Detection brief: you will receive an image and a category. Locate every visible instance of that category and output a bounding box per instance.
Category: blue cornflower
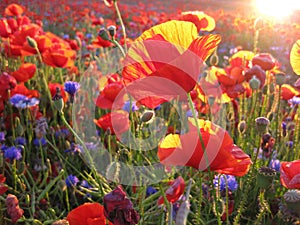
[122,101,139,113]
[65,175,79,187]
[80,180,92,189]
[64,143,82,154]
[213,174,238,192]
[64,81,80,95]
[288,96,300,105]
[286,141,293,148]
[269,159,281,172]
[186,109,198,118]
[15,137,27,146]
[3,146,22,160]
[146,186,158,197]
[0,132,5,142]
[85,33,93,39]
[55,128,70,138]
[63,34,70,39]
[33,137,47,146]
[10,94,39,109]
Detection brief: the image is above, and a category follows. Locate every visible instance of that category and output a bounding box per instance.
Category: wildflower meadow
[0,0,300,224]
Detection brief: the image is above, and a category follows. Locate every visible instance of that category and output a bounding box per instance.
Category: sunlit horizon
[255,0,300,19]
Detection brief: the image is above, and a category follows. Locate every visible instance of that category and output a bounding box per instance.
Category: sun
[255,0,300,19]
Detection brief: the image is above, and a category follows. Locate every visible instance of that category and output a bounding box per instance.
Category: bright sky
[255,0,300,19]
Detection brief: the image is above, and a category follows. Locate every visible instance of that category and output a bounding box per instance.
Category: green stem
[114,0,128,53]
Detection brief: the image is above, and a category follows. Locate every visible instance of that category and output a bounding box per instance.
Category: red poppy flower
[122,20,221,108]
[94,110,130,135]
[42,44,76,68]
[252,53,276,71]
[0,174,8,195]
[4,23,42,57]
[290,39,300,75]
[48,83,68,102]
[0,18,12,38]
[96,82,124,109]
[4,4,24,17]
[178,11,216,32]
[11,63,36,82]
[103,185,139,225]
[158,119,252,176]
[67,202,113,225]
[281,84,300,100]
[280,159,300,189]
[244,65,266,88]
[0,72,17,101]
[157,176,185,205]
[11,83,39,98]
[92,36,114,48]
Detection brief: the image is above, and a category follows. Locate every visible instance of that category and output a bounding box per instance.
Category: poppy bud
[26,36,37,49]
[107,25,117,39]
[256,166,276,189]
[284,189,300,216]
[140,110,155,123]
[255,117,270,134]
[249,75,261,90]
[52,87,64,113]
[98,28,110,41]
[14,117,24,136]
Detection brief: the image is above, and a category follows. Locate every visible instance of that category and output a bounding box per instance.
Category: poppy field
[1,0,300,224]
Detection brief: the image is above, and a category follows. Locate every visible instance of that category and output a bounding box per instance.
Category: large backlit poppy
[66,202,113,225]
[280,159,300,189]
[290,39,300,75]
[122,20,221,108]
[11,63,36,82]
[178,11,216,32]
[158,119,252,176]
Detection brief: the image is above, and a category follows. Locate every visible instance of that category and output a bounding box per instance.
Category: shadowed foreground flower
[280,159,300,189]
[158,119,252,176]
[6,194,24,223]
[0,174,8,195]
[157,176,185,205]
[66,202,113,225]
[103,185,140,225]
